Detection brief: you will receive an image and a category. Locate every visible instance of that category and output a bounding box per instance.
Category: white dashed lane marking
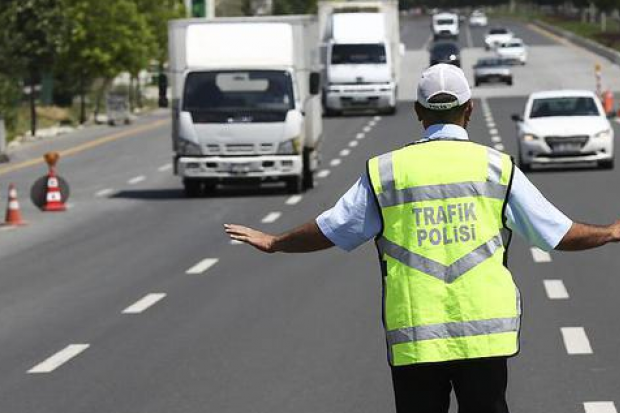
[261,212,282,223]
[491,136,502,143]
[95,188,115,198]
[561,327,593,355]
[158,163,173,172]
[230,239,243,245]
[128,175,146,185]
[186,258,219,275]
[494,143,505,151]
[543,280,570,300]
[340,149,351,157]
[317,169,331,179]
[584,402,618,413]
[349,141,359,148]
[122,293,166,314]
[374,115,382,121]
[285,195,303,205]
[363,125,372,133]
[531,247,552,262]
[330,158,342,167]
[356,132,365,140]
[489,128,499,135]
[28,344,90,373]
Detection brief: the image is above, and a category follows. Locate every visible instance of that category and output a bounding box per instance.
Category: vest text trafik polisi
[412,202,477,246]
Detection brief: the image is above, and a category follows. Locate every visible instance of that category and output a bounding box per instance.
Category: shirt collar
[420,124,469,142]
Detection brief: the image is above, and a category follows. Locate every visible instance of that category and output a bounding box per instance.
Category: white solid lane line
[330,158,342,167]
[584,402,618,413]
[543,280,570,300]
[261,212,282,223]
[349,140,359,147]
[158,163,173,172]
[28,344,90,373]
[95,188,115,198]
[356,132,365,140]
[340,149,351,157]
[186,258,219,275]
[561,327,593,354]
[285,195,303,205]
[531,247,552,262]
[122,293,166,314]
[317,169,331,179]
[128,175,146,185]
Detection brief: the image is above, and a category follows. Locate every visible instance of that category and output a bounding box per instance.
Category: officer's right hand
[224,224,276,253]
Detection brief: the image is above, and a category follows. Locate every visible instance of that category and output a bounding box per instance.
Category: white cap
[417,64,471,110]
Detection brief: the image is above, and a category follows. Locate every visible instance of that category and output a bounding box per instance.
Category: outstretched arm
[224,221,334,253]
[556,221,620,251]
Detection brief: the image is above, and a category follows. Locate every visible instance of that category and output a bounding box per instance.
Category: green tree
[0,0,66,137]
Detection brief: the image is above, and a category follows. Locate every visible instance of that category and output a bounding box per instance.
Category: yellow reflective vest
[367,139,521,366]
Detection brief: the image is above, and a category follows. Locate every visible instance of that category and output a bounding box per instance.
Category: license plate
[229,163,251,174]
[552,143,581,153]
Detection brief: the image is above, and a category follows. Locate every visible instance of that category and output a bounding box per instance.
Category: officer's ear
[463,100,474,127]
[414,101,424,121]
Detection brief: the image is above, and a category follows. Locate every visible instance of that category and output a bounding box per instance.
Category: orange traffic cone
[43,168,66,212]
[2,184,27,226]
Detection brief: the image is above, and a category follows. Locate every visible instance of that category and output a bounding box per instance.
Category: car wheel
[600,159,614,169]
[518,158,531,172]
[302,150,314,190]
[507,78,513,86]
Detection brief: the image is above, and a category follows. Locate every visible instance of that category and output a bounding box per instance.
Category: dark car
[429,41,461,67]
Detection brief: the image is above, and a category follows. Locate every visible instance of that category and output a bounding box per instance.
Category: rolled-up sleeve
[505,168,573,251]
[316,174,381,251]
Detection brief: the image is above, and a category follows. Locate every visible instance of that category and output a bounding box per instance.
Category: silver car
[473,58,513,86]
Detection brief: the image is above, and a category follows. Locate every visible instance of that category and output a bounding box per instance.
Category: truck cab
[432,12,459,40]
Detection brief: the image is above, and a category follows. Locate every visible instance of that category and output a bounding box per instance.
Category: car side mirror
[309,72,321,96]
[511,114,523,122]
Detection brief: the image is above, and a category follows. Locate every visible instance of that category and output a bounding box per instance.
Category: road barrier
[533,20,620,65]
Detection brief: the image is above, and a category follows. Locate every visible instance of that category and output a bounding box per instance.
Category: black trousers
[390,357,510,413]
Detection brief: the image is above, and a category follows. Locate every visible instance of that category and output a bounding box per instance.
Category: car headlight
[177,138,202,155]
[594,129,612,139]
[277,137,302,155]
[522,133,538,142]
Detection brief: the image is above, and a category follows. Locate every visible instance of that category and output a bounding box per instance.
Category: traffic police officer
[225,64,620,413]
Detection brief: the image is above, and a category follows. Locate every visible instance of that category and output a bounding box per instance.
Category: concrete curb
[533,19,620,65]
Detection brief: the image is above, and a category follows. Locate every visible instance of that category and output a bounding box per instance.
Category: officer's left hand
[224,224,276,253]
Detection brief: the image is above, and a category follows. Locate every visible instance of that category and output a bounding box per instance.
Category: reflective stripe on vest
[386,316,520,346]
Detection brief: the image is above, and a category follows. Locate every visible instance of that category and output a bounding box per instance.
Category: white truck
[318,0,402,115]
[432,12,459,40]
[168,16,323,196]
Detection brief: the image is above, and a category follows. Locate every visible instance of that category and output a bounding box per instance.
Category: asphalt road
[0,16,618,413]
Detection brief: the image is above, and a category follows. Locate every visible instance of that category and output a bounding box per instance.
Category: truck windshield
[183,70,294,113]
[331,44,386,64]
[436,19,455,25]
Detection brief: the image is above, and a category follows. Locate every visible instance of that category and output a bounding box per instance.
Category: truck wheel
[183,179,203,198]
[302,153,314,190]
[324,108,340,117]
[285,176,303,194]
[384,106,397,116]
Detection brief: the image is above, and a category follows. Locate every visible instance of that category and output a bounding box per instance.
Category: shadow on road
[112,184,292,201]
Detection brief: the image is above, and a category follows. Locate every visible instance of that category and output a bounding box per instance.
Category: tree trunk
[136,74,142,109]
[29,71,37,137]
[79,74,86,124]
[129,75,134,113]
[93,78,111,121]
[601,11,607,32]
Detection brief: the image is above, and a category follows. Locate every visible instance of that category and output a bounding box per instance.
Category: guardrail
[533,19,620,65]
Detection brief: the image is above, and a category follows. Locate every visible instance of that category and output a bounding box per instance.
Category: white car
[432,12,459,40]
[469,11,488,27]
[496,38,527,65]
[484,27,513,50]
[513,90,614,170]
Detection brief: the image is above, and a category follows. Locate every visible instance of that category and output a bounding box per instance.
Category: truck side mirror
[309,72,321,96]
[511,114,523,122]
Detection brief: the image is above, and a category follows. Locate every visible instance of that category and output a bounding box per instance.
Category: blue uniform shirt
[316,124,573,252]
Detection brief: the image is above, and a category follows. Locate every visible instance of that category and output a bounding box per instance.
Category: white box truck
[318,0,402,115]
[432,12,459,40]
[168,16,323,196]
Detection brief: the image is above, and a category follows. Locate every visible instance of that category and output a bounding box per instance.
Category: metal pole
[0,114,8,163]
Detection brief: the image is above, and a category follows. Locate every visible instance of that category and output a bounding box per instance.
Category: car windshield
[476,58,506,67]
[331,44,386,64]
[530,97,600,118]
[183,70,294,112]
[436,18,455,25]
[489,28,508,35]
